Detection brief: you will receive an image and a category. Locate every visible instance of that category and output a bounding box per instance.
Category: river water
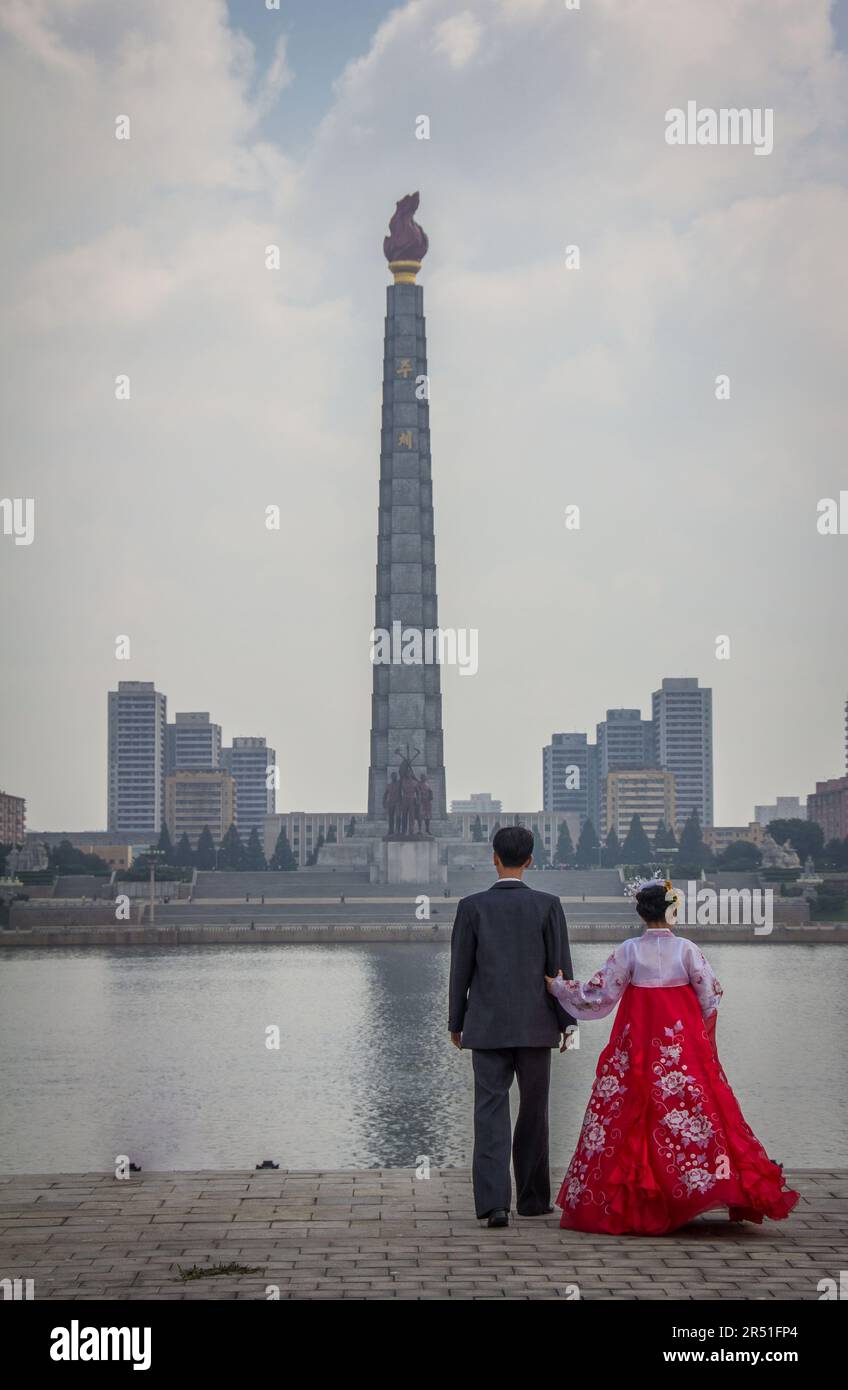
[0,942,844,1172]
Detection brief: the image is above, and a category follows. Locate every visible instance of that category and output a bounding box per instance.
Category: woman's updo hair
[635,882,670,925]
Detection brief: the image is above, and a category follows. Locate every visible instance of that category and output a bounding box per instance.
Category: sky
[1,0,846,830]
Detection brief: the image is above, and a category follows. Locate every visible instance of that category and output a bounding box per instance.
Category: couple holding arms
[449,826,798,1235]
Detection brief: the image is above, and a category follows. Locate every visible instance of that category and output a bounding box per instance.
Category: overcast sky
[1,0,846,830]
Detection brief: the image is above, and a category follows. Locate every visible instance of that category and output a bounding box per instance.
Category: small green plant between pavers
[177,1261,263,1283]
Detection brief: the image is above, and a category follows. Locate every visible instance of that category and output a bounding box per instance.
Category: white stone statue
[760,833,801,870]
[5,842,49,875]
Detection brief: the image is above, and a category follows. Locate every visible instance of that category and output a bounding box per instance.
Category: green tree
[767,818,825,864]
[306,832,325,867]
[49,838,110,875]
[677,810,712,872]
[270,827,297,871]
[602,829,622,868]
[217,823,247,871]
[653,819,678,852]
[717,840,762,870]
[575,818,600,868]
[156,824,174,862]
[174,832,194,868]
[471,815,485,843]
[244,827,267,871]
[622,814,653,866]
[326,825,337,844]
[195,826,216,871]
[345,817,356,838]
[822,837,848,870]
[554,821,575,866]
[531,825,549,868]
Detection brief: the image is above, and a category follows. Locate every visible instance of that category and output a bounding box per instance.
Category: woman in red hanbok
[546,880,799,1236]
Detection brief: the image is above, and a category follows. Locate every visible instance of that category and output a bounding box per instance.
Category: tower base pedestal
[374,836,446,886]
[316,828,492,883]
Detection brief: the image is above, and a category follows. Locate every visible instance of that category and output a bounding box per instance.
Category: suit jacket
[448,880,576,1049]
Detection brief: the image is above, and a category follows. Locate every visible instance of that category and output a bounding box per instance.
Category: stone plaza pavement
[1,1169,845,1301]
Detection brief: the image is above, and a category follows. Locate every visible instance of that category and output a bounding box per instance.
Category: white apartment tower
[107,681,167,837]
[166,712,222,774]
[652,677,713,830]
[222,736,276,840]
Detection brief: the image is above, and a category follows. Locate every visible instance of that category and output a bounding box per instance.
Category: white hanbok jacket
[548,928,723,1022]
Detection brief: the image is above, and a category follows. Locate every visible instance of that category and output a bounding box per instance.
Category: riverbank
[0,922,844,946]
[0,1168,842,1300]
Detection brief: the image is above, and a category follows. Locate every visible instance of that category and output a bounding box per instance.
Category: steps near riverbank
[1,922,844,946]
[0,1168,843,1301]
[191,869,625,900]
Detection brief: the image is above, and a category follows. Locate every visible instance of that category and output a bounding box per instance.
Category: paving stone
[0,1168,842,1302]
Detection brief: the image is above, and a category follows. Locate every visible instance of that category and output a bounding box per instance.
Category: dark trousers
[471,1047,551,1218]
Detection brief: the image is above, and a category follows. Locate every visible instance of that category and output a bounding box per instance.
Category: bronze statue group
[383,754,434,836]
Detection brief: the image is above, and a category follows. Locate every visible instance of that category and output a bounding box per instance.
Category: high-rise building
[807,777,848,842]
[595,709,656,831]
[542,732,592,823]
[605,768,676,843]
[652,678,713,829]
[754,796,806,827]
[107,681,167,838]
[166,712,221,774]
[0,790,26,846]
[165,770,236,848]
[222,737,276,840]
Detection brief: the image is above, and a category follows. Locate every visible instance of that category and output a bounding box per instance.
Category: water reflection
[0,943,844,1171]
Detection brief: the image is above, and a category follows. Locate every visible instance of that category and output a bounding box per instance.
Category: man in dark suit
[448,825,576,1227]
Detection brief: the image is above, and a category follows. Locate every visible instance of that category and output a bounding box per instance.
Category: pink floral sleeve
[683,940,723,1019]
[548,945,633,1021]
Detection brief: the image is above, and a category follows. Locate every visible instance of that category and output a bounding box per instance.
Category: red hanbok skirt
[555,983,799,1236]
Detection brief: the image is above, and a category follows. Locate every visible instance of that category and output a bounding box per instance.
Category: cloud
[0,0,91,75]
[1,0,846,828]
[258,34,294,115]
[433,11,482,69]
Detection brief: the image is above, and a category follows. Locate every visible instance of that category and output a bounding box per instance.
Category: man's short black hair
[493,825,534,868]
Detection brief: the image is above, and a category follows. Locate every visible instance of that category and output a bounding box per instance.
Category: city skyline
[2,0,847,829]
[9,667,834,838]
[543,679,715,835]
[106,679,276,843]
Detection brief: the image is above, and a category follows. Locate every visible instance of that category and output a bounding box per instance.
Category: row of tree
[513,812,846,874]
[1,823,343,878]
[19,826,302,877]
[7,812,845,881]
[149,823,309,872]
[0,839,115,877]
[472,810,714,871]
[549,814,696,870]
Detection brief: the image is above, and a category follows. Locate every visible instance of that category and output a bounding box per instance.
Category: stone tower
[367,193,447,825]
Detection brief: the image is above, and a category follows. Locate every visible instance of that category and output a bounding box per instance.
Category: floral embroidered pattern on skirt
[556,983,799,1236]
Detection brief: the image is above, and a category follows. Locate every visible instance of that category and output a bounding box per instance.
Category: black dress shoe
[486,1209,509,1228]
[518,1205,555,1216]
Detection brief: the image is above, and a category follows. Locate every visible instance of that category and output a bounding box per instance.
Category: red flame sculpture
[383,192,429,274]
